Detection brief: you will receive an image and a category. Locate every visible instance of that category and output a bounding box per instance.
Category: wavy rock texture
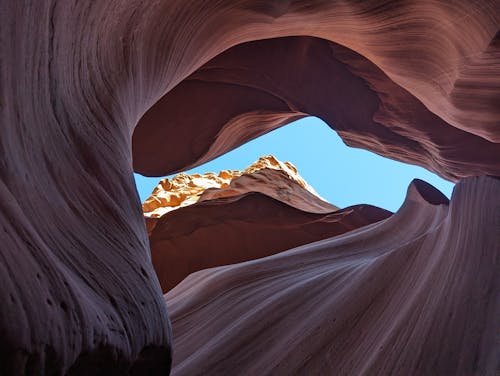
[167,176,500,376]
[133,3,500,180]
[147,157,389,291]
[2,0,499,374]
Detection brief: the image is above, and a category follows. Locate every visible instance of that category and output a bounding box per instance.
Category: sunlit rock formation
[2,0,499,373]
[167,176,499,376]
[145,156,390,291]
[143,155,327,219]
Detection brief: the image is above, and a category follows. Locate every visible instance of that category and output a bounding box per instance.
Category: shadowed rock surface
[145,157,390,292]
[1,0,499,373]
[167,177,499,376]
[133,9,500,180]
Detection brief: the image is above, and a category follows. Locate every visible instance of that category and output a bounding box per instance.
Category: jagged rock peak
[142,155,324,217]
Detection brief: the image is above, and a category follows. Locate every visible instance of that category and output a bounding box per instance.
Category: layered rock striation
[167,176,499,376]
[1,0,499,373]
[132,4,500,181]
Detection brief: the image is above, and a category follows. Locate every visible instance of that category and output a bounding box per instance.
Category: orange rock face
[2,0,499,374]
[146,157,389,292]
[143,155,329,219]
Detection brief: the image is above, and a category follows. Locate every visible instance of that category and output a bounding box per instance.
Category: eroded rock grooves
[1,0,499,374]
[167,177,499,376]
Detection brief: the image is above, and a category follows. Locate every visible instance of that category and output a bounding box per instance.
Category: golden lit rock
[142,155,327,218]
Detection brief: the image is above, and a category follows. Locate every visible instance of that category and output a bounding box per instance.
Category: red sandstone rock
[133,4,500,180]
[167,177,499,375]
[1,0,499,373]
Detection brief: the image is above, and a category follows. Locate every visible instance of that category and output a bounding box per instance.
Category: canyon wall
[167,177,499,376]
[1,0,499,374]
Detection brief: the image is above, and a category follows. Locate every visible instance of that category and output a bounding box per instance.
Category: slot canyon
[1,1,499,375]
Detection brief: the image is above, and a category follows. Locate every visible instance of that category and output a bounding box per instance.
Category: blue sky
[134,117,454,212]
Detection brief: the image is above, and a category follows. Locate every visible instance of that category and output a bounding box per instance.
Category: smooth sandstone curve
[133,2,500,178]
[2,0,500,373]
[167,177,499,376]
[133,36,500,180]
